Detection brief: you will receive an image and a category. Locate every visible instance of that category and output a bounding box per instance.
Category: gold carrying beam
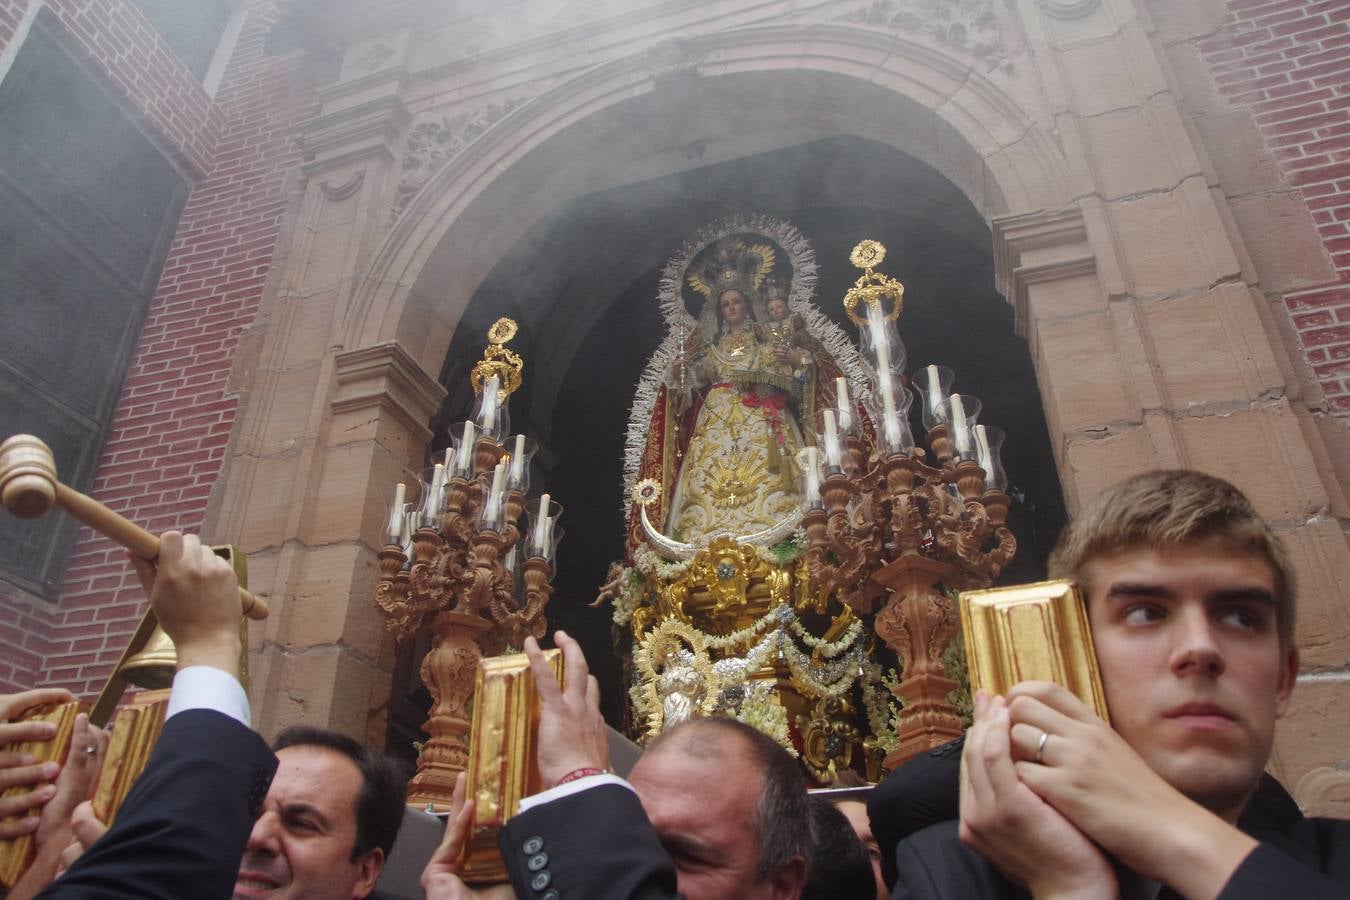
[0,434,268,621]
[958,580,1110,723]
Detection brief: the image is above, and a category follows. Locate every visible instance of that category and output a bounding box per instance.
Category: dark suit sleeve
[890,821,1026,900]
[38,708,276,900]
[1217,819,1350,899]
[499,783,679,900]
[869,737,962,886]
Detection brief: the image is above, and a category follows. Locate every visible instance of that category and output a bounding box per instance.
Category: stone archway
[213,3,1350,811]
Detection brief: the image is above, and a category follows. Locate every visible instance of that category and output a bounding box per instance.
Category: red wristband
[556,767,606,785]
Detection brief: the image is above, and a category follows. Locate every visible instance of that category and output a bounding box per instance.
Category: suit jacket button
[527,852,549,872]
[522,836,544,855]
[541,892,559,900]
[530,871,552,891]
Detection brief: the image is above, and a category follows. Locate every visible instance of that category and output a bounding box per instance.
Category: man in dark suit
[419,631,811,900]
[231,726,407,900]
[22,531,278,899]
[888,470,1350,898]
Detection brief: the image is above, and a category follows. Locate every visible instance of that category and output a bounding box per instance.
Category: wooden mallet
[0,434,268,620]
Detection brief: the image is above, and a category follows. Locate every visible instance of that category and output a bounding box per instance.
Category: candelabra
[802,241,1016,767]
[374,318,563,809]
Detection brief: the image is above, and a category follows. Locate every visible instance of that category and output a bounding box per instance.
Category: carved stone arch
[341,22,1076,375]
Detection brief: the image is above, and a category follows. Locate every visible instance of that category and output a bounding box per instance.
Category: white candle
[443,446,454,470]
[975,424,992,471]
[867,301,892,371]
[533,492,551,551]
[541,515,556,556]
[926,365,942,419]
[424,463,445,520]
[951,396,971,453]
[510,434,525,485]
[834,377,851,432]
[484,461,506,525]
[456,421,476,473]
[804,446,821,505]
[823,409,841,469]
[387,482,406,543]
[481,374,499,432]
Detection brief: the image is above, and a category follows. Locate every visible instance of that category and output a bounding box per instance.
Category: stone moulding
[1037,0,1101,21]
[391,97,530,221]
[835,0,1011,71]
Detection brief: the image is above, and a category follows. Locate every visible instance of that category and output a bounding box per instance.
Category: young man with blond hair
[891,469,1349,898]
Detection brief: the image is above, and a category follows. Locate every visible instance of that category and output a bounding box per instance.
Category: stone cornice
[992,206,1096,336]
[333,342,446,442]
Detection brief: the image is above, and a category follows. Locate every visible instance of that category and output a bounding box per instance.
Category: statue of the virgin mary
[623,216,868,557]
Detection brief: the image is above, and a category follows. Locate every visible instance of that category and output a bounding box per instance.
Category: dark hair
[802,796,877,900]
[272,726,408,861]
[651,717,810,879]
[1047,469,1296,647]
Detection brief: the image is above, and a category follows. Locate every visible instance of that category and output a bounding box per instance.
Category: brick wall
[1200,0,1350,410]
[0,2,314,696]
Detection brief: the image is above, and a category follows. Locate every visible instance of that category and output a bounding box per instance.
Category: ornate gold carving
[959,580,1109,722]
[797,696,861,782]
[843,239,904,326]
[470,317,524,400]
[689,538,766,617]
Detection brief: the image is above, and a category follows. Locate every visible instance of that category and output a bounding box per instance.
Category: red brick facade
[1201,0,1350,410]
[0,1,314,694]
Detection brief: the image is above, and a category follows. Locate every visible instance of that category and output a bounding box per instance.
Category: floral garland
[608,566,645,626]
[633,543,692,581]
[787,616,863,659]
[860,659,901,753]
[732,681,796,755]
[703,604,793,652]
[781,640,864,698]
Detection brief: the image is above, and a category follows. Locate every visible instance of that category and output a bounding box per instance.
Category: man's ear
[768,855,807,900]
[352,847,385,899]
[1274,645,1299,718]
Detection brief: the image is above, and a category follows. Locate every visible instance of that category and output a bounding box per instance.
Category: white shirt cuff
[165,666,250,727]
[517,773,634,813]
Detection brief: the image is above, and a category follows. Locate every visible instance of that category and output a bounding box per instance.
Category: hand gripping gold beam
[0,434,269,621]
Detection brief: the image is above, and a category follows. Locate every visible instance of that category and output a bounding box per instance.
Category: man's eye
[1219,607,1265,631]
[1122,605,1165,625]
[286,818,319,833]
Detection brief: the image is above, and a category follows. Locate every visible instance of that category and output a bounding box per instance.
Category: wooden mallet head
[0,434,58,520]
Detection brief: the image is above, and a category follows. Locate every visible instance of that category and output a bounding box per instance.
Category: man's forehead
[271,745,362,809]
[1080,544,1276,596]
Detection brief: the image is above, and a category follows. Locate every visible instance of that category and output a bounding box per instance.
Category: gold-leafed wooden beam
[958,580,1110,723]
[460,649,563,885]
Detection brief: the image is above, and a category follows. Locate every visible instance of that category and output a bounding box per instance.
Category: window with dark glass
[0,13,190,597]
[129,0,234,81]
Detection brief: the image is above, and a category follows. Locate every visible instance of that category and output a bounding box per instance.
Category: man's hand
[420,772,517,899]
[6,714,109,900]
[129,531,241,676]
[1007,681,1257,897]
[421,772,478,900]
[959,692,1116,900]
[0,687,75,839]
[526,631,609,788]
